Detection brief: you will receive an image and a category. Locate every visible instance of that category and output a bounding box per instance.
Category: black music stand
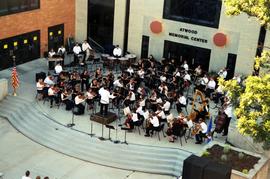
[121,127,130,145]
[89,114,95,137]
[106,124,115,141]
[98,116,106,141]
[67,107,75,127]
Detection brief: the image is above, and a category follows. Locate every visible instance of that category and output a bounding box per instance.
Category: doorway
[88,0,115,48]
[163,40,211,72]
[0,30,40,70]
[226,53,237,79]
[48,24,64,52]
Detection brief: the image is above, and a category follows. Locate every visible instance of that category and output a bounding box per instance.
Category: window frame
[163,0,222,28]
[0,0,40,17]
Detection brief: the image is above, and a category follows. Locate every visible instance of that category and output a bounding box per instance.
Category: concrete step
[0,96,192,177]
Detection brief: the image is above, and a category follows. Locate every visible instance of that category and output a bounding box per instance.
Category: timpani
[107,56,117,70]
[48,57,63,70]
[125,54,137,64]
[118,57,129,70]
[101,54,110,67]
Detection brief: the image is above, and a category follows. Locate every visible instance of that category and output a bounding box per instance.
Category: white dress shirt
[44,76,55,86]
[22,176,31,179]
[136,106,144,116]
[127,67,134,75]
[201,77,209,85]
[162,101,171,111]
[183,63,189,71]
[54,65,63,74]
[207,80,216,89]
[137,70,145,79]
[150,116,159,127]
[178,96,187,105]
[58,47,66,54]
[82,42,92,51]
[48,88,55,96]
[132,113,139,122]
[99,88,115,104]
[113,47,122,57]
[75,96,85,105]
[113,79,123,88]
[184,74,191,81]
[36,82,44,91]
[48,51,55,58]
[73,45,82,55]
[224,105,233,118]
[200,122,208,133]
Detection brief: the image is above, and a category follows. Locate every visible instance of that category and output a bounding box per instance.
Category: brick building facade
[0,0,75,69]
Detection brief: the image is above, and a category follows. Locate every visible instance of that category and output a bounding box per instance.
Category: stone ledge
[0,79,8,101]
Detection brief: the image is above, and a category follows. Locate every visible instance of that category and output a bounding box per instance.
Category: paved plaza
[0,58,227,179]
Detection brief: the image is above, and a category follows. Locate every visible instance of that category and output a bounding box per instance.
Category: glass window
[0,1,8,15]
[0,0,39,16]
[163,0,222,28]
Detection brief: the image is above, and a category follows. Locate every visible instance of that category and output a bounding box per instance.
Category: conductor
[113,45,122,58]
[98,86,116,116]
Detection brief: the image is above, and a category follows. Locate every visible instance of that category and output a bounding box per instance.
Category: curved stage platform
[0,95,192,177]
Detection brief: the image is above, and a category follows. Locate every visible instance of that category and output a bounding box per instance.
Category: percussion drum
[107,56,117,70]
[101,54,110,67]
[125,54,137,64]
[119,57,129,70]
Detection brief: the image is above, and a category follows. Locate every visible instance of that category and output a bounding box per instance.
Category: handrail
[88,37,105,53]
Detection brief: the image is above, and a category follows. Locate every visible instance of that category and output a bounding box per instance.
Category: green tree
[219,52,270,149]
[224,0,270,28]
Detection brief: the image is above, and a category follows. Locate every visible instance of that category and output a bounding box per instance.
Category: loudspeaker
[203,162,231,179]
[36,72,46,82]
[182,155,210,179]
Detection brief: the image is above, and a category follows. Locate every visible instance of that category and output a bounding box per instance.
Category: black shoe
[195,141,202,144]
[144,134,150,137]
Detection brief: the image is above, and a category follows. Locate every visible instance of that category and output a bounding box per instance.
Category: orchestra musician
[85,88,97,109]
[124,112,139,129]
[166,112,187,142]
[144,113,160,137]
[176,92,187,113]
[48,48,56,58]
[74,92,86,115]
[61,89,73,111]
[80,70,90,92]
[82,40,92,62]
[36,79,45,100]
[73,43,82,65]
[48,85,60,108]
[194,118,208,144]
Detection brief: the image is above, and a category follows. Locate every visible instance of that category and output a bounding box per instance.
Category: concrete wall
[75,0,88,43]
[111,0,261,75]
[0,79,8,101]
[0,0,75,55]
[113,0,127,49]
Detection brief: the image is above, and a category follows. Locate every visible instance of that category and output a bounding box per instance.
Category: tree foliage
[219,51,270,149]
[224,0,270,28]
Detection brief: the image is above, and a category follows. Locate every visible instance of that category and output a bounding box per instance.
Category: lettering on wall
[169,27,208,43]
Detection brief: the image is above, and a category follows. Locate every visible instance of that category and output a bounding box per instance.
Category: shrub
[242,169,249,174]
[221,154,228,161]
[238,152,245,159]
[223,145,231,154]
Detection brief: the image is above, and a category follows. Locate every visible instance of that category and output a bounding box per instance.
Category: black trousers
[195,131,207,143]
[100,103,109,115]
[223,117,231,135]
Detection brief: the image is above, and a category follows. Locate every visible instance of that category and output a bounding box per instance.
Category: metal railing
[88,37,105,54]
